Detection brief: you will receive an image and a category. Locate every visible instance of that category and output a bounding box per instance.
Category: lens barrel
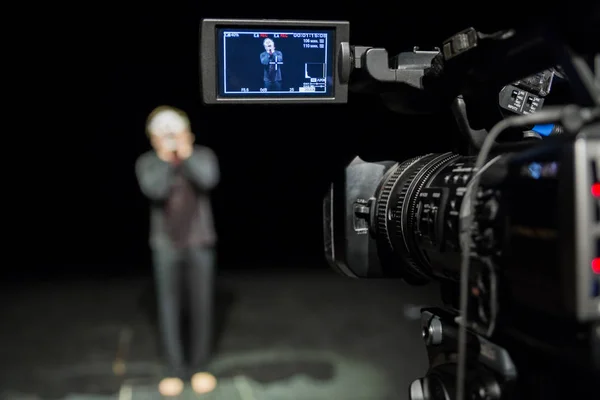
[375,153,476,282]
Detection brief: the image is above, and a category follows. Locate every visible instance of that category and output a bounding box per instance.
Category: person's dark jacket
[136,145,219,248]
[260,50,283,82]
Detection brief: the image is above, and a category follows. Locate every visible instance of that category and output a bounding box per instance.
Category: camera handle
[338,24,599,116]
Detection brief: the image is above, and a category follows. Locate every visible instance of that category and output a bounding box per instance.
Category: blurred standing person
[135,106,219,396]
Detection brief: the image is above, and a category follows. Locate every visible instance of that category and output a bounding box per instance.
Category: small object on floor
[191,372,217,395]
[158,377,184,397]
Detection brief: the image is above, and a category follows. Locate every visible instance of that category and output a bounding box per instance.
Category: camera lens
[374,153,475,282]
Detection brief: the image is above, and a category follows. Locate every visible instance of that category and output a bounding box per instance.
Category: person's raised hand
[151,135,175,163]
[176,130,194,160]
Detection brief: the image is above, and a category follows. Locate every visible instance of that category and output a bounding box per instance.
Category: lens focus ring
[394,153,459,277]
[390,156,437,280]
[376,156,424,250]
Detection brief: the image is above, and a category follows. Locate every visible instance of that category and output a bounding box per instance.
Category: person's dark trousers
[264,81,282,91]
[151,244,215,378]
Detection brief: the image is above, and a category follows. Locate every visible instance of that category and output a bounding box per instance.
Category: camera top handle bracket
[338,19,600,116]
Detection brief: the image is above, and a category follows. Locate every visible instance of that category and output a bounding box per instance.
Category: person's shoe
[158,377,184,397]
[191,372,217,394]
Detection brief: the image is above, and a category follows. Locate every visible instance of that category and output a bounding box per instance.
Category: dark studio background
[5,3,593,399]
[22,3,504,281]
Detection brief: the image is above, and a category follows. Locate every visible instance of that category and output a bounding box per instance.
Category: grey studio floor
[0,267,441,400]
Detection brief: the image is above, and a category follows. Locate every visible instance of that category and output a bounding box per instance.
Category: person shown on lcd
[260,38,283,91]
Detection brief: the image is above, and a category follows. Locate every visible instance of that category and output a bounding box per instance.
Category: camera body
[318,21,599,398]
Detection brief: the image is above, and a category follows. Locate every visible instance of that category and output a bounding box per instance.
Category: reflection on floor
[0,268,441,400]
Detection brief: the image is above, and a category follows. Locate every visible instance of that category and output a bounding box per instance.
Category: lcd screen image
[217,28,335,98]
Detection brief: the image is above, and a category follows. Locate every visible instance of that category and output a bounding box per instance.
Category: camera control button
[355,205,370,215]
[353,204,371,232]
[450,199,457,210]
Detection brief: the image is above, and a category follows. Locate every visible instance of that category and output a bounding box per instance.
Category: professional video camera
[200,15,600,399]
